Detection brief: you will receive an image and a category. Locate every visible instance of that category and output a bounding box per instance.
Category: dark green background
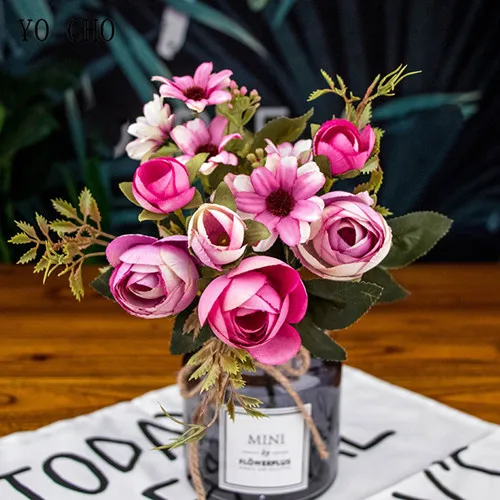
[1,0,498,262]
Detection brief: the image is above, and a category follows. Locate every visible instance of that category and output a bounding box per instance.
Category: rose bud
[132,157,195,214]
[313,119,375,176]
[293,191,392,281]
[188,204,247,270]
[106,234,198,318]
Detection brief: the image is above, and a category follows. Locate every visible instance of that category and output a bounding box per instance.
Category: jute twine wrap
[177,347,329,500]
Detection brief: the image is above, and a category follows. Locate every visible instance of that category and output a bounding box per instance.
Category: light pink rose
[293,191,392,281]
[132,157,195,214]
[313,119,375,175]
[198,256,307,365]
[106,234,198,318]
[188,203,247,270]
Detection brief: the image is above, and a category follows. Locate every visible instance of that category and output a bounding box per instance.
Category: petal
[198,276,231,325]
[292,170,325,200]
[170,125,199,155]
[251,167,280,196]
[231,174,254,193]
[290,199,324,222]
[208,116,228,144]
[227,256,285,279]
[186,99,208,113]
[359,124,376,154]
[207,69,233,90]
[277,156,298,191]
[222,272,268,311]
[247,323,301,365]
[253,232,278,252]
[157,187,195,212]
[276,217,301,246]
[106,235,158,267]
[219,133,243,151]
[193,62,213,87]
[255,210,280,230]
[207,90,232,105]
[235,192,267,213]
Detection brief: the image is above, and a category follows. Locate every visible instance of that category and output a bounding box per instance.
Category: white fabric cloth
[0,366,497,499]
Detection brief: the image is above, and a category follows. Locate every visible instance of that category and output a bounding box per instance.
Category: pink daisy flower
[152,62,232,113]
[171,116,242,175]
[229,155,326,248]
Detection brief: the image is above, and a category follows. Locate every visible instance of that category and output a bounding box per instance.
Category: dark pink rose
[132,157,195,214]
[198,256,307,365]
[313,119,375,175]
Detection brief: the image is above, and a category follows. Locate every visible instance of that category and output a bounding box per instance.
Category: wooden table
[1,264,499,436]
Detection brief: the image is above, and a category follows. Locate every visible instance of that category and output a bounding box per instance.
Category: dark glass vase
[184,358,342,500]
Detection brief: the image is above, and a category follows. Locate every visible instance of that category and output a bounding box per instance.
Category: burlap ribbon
[177,347,329,500]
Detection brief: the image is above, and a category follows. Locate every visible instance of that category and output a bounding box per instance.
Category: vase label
[219,404,311,494]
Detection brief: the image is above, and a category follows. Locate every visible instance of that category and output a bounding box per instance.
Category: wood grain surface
[0,263,499,436]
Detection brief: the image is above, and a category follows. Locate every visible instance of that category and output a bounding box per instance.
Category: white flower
[125,94,175,160]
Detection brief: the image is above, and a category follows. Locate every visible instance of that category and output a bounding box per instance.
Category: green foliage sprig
[8,188,113,300]
[161,338,265,449]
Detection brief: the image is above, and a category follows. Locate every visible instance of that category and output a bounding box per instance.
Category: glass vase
[184,358,342,500]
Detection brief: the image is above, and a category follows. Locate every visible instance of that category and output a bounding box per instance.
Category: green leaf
[321,69,335,89]
[8,233,32,244]
[138,210,167,222]
[90,268,115,301]
[15,221,37,239]
[164,0,268,58]
[69,266,84,301]
[170,305,213,355]
[251,108,314,151]
[374,205,393,217]
[119,182,141,207]
[243,220,271,246]
[17,247,37,265]
[362,267,409,303]
[296,315,346,361]
[149,143,180,158]
[52,199,78,220]
[382,212,453,269]
[49,220,78,234]
[313,155,332,179]
[360,156,379,174]
[79,187,93,218]
[307,89,331,102]
[305,280,382,330]
[310,123,321,138]
[35,214,49,237]
[107,22,153,102]
[185,153,209,183]
[357,102,372,129]
[182,190,203,210]
[213,182,237,211]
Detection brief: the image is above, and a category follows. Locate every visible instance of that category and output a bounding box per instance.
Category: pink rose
[293,191,392,281]
[188,204,247,270]
[313,119,375,175]
[132,157,195,214]
[106,234,198,318]
[198,256,307,365]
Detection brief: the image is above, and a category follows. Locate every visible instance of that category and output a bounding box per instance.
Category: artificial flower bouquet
[10,62,451,498]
